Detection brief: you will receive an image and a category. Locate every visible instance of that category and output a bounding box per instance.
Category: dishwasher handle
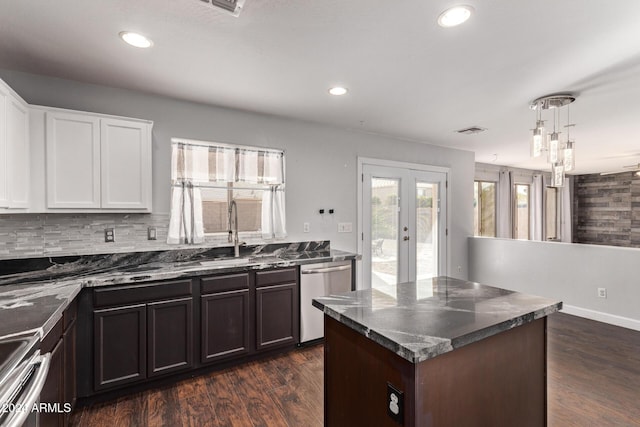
[301,265,351,274]
[4,352,52,427]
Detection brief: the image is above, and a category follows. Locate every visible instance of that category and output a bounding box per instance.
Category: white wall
[0,69,475,279]
[469,237,640,330]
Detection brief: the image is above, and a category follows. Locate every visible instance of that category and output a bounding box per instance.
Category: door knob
[403,236,410,241]
[403,226,408,231]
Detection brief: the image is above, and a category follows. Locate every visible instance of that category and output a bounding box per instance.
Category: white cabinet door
[0,85,7,208]
[100,118,151,210]
[6,96,30,208]
[46,111,101,208]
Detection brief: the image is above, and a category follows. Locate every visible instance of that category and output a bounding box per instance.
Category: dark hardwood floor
[71,313,640,426]
[547,313,640,426]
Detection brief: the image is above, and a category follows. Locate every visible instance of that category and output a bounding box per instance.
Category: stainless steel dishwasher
[300,260,352,343]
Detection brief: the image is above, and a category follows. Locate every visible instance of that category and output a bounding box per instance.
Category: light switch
[338,222,352,233]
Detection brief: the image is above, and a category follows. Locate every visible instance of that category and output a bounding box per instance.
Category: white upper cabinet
[46,111,101,209]
[100,118,151,209]
[45,109,153,212]
[0,78,30,209]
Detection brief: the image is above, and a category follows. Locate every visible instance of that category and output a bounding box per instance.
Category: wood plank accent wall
[573,171,640,247]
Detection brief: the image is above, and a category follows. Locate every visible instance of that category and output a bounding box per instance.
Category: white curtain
[167,145,207,244]
[262,151,284,184]
[261,186,287,239]
[497,170,513,238]
[238,149,259,183]
[560,176,573,242]
[167,182,205,244]
[212,147,235,182]
[531,173,544,241]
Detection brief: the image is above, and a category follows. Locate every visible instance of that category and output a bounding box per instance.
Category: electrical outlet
[597,288,607,298]
[104,228,115,243]
[303,222,310,233]
[387,383,404,424]
[147,227,157,240]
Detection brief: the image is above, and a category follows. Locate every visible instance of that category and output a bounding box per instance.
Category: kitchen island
[313,276,562,427]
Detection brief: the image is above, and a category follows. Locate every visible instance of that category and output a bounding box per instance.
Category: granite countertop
[0,242,359,341]
[312,276,562,363]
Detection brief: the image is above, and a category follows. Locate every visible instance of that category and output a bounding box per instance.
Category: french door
[360,162,447,293]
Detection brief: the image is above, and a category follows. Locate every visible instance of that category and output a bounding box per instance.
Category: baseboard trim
[561,305,640,332]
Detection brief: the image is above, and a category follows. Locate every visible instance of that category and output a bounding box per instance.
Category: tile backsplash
[0,213,233,260]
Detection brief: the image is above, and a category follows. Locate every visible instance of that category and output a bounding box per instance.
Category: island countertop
[312,276,562,363]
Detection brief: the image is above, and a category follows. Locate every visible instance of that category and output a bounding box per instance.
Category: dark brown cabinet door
[40,339,64,427]
[94,304,146,390]
[147,297,194,377]
[201,289,251,363]
[256,283,299,351]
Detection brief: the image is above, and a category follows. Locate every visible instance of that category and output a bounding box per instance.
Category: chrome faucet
[228,200,241,257]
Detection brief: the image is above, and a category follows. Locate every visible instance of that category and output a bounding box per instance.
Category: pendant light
[529,94,576,186]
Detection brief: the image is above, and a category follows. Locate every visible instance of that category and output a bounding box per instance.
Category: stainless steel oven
[0,333,51,427]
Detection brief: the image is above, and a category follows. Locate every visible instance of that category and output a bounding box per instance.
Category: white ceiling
[2,0,640,175]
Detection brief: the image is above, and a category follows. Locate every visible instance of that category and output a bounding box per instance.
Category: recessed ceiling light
[437,5,473,28]
[328,87,348,96]
[119,31,153,48]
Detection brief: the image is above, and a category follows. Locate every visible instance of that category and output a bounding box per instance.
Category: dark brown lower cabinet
[40,299,77,427]
[148,297,193,376]
[63,317,77,426]
[40,339,64,427]
[92,279,195,392]
[256,282,298,351]
[201,289,250,363]
[80,268,300,401]
[94,304,147,391]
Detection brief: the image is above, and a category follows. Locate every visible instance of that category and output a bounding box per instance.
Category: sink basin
[199,258,251,268]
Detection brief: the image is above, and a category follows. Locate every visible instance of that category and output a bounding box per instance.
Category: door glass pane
[416,182,437,283]
[371,177,399,294]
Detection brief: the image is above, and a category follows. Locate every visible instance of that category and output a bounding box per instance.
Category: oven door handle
[4,352,52,427]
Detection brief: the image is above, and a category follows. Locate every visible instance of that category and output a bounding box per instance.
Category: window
[545,187,558,240]
[473,181,496,237]
[168,139,285,244]
[513,184,530,239]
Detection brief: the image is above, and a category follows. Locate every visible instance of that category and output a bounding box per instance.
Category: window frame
[170,138,286,238]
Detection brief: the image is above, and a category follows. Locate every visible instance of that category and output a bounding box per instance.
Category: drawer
[201,273,250,295]
[94,280,193,308]
[256,268,297,287]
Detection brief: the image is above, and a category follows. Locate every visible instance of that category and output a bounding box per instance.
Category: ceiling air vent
[456,126,487,135]
[198,0,246,17]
